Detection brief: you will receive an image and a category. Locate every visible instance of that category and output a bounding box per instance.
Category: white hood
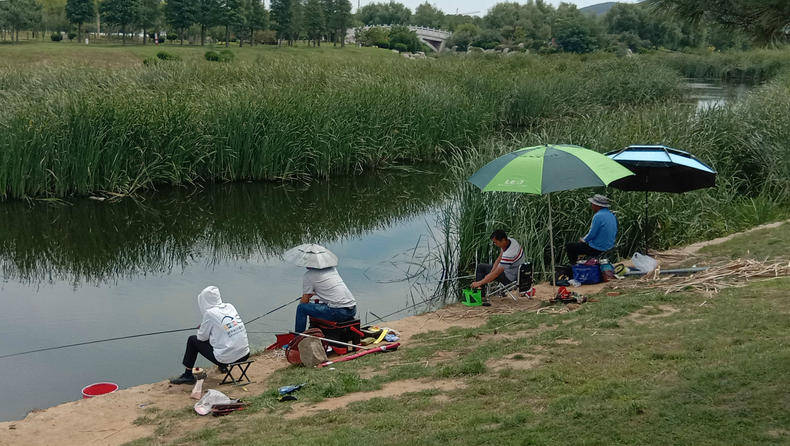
[197,286,222,316]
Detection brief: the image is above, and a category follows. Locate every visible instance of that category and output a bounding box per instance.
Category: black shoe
[218,365,229,374]
[169,372,196,385]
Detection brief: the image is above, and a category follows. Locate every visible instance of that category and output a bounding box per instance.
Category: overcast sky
[354,1,639,15]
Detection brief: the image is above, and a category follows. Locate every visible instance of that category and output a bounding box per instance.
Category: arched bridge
[347,25,452,52]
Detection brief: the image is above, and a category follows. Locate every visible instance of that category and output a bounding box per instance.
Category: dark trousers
[475,263,512,297]
[181,335,249,369]
[565,242,602,264]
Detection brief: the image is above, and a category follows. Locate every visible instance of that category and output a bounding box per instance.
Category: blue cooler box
[572,264,602,284]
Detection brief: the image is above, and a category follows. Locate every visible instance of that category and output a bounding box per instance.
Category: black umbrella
[605,145,717,252]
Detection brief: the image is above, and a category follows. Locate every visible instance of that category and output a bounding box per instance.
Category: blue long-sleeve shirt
[583,208,617,251]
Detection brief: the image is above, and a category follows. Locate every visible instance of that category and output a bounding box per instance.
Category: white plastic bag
[194,389,231,415]
[631,252,658,273]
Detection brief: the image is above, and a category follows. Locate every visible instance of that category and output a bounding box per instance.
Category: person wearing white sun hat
[283,244,357,333]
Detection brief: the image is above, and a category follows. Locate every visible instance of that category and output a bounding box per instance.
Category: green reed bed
[650,47,790,82]
[0,50,683,199]
[440,73,790,280]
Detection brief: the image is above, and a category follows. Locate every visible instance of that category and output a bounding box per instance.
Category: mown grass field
[127,223,790,445]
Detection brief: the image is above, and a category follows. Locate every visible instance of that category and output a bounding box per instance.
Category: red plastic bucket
[81,382,119,399]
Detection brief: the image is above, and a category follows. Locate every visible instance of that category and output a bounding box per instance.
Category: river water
[0,168,451,422]
[686,78,752,111]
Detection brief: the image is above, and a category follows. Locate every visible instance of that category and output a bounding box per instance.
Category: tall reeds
[440,72,790,281]
[0,52,683,199]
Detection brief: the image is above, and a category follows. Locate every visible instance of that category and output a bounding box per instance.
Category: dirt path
[653,219,789,262]
[0,282,604,446]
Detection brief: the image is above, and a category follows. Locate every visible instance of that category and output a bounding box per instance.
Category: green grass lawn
[697,221,789,261]
[0,40,386,68]
[128,223,790,445]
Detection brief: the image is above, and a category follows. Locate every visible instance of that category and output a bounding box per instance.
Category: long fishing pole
[0,296,302,360]
[246,296,301,325]
[0,326,197,360]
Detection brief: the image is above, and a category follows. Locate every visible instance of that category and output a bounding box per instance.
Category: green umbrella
[468,144,634,285]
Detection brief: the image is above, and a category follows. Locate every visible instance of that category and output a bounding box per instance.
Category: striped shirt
[500,237,525,281]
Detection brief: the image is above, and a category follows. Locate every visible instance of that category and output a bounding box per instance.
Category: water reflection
[685,78,752,111]
[0,167,450,286]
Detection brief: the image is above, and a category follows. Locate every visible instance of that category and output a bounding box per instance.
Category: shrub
[356,26,390,48]
[156,51,181,61]
[67,31,77,41]
[389,26,421,52]
[256,29,277,45]
[218,49,235,62]
[392,43,408,53]
[50,32,63,42]
[204,51,220,61]
[166,33,178,42]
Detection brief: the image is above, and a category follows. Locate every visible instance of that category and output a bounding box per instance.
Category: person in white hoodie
[170,286,250,385]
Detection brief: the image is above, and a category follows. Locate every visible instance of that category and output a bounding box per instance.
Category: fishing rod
[367,297,439,325]
[0,296,301,360]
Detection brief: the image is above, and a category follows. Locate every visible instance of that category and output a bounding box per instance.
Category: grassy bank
[440,70,790,278]
[0,44,685,199]
[127,226,790,445]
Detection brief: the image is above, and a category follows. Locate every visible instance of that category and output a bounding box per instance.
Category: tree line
[2,0,787,49]
[0,0,352,46]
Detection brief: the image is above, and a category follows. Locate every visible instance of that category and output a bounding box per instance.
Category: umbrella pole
[644,190,648,254]
[548,193,556,288]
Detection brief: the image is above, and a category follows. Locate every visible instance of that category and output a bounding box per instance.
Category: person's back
[170,286,250,385]
[586,208,617,251]
[200,303,249,364]
[499,237,525,282]
[303,266,356,308]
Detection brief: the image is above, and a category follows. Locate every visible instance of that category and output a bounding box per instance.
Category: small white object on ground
[194,389,231,415]
[190,379,204,400]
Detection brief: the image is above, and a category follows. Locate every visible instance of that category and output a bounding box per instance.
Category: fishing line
[0,296,301,360]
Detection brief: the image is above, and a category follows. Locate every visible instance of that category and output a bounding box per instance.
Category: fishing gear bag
[517,262,533,292]
[285,328,326,366]
[308,317,362,352]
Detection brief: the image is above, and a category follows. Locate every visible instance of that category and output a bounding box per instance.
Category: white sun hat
[283,243,339,269]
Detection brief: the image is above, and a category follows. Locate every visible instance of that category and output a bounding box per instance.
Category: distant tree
[321,0,336,42]
[446,22,479,50]
[137,0,161,44]
[552,4,598,53]
[243,0,265,46]
[271,0,300,44]
[388,24,420,51]
[331,0,351,46]
[304,0,324,46]
[442,13,482,32]
[483,2,522,41]
[101,0,139,44]
[65,0,94,41]
[412,2,442,28]
[42,0,70,34]
[471,28,502,49]
[1,0,42,42]
[357,1,410,26]
[649,0,790,43]
[356,25,389,47]
[220,0,244,47]
[195,0,221,45]
[163,0,196,44]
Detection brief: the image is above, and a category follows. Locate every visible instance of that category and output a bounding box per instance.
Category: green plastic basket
[462,288,482,306]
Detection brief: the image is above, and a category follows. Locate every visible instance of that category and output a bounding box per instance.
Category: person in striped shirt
[471,229,525,304]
